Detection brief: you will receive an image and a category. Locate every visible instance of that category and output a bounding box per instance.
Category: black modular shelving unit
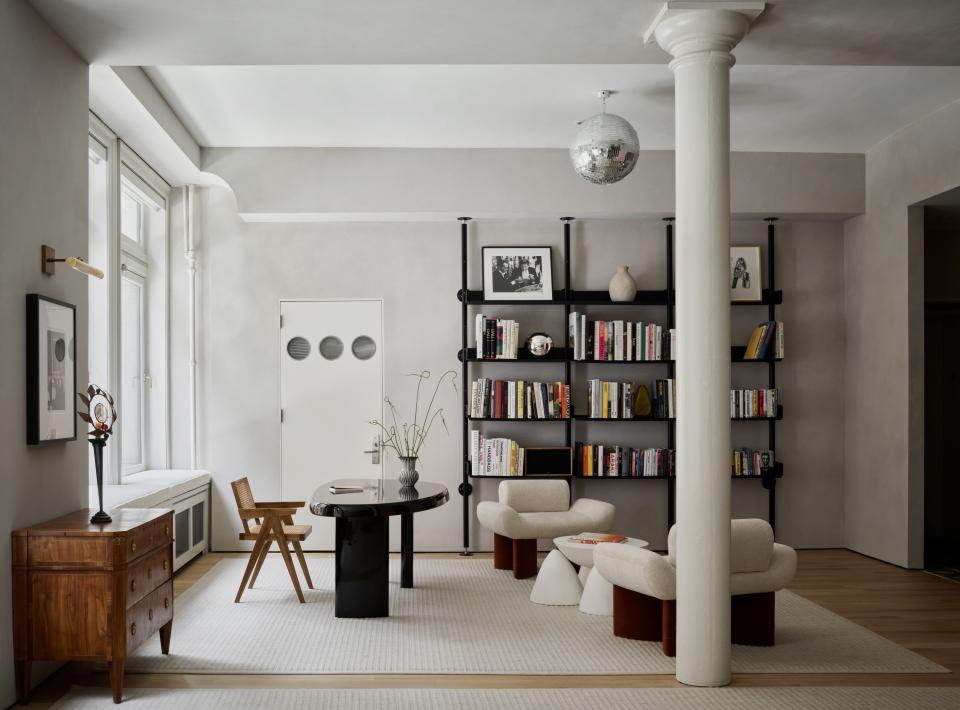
[456,217,784,555]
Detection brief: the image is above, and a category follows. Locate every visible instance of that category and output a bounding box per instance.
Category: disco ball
[569,111,639,185]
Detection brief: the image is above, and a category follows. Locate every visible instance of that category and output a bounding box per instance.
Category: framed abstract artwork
[730,246,762,302]
[26,294,77,444]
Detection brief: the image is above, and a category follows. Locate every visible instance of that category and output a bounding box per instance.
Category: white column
[646,2,762,687]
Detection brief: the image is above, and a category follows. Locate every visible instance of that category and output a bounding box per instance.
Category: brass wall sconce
[41,245,104,280]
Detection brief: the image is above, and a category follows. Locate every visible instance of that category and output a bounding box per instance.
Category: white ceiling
[30,0,960,153]
[145,64,960,152]
[31,0,960,66]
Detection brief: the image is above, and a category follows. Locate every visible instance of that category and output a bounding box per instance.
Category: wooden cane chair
[231,477,314,603]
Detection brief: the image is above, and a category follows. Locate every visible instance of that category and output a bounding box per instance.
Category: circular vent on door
[286,336,310,360]
[319,336,344,360]
[351,336,377,360]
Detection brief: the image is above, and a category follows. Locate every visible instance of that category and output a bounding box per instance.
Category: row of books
[569,313,675,362]
[733,448,775,477]
[585,379,635,419]
[470,378,571,419]
[731,389,779,418]
[649,379,676,419]
[744,321,785,360]
[469,432,525,477]
[585,379,677,419]
[577,444,776,477]
[576,443,675,477]
[474,315,521,360]
[472,315,786,363]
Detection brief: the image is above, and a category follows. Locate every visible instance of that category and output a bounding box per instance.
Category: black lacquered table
[310,479,448,618]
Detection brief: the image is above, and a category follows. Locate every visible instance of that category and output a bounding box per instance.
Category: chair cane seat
[241,523,313,541]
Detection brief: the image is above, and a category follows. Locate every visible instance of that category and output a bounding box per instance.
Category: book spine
[471,430,479,476]
[475,314,484,360]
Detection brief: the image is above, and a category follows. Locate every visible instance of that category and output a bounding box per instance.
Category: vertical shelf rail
[762,217,778,533]
[665,218,676,531]
[458,216,473,555]
[562,218,574,450]
[562,218,574,507]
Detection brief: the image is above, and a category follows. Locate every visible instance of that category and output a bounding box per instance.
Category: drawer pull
[162,560,167,571]
[163,597,169,609]
[148,609,154,621]
[131,540,137,552]
[164,525,169,536]
[147,568,152,580]
[130,623,137,636]
[130,579,136,592]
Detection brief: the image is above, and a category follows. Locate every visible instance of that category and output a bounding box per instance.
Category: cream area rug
[125,558,946,675]
[52,687,960,709]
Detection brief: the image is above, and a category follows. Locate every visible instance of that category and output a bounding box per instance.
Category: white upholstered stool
[530,535,648,613]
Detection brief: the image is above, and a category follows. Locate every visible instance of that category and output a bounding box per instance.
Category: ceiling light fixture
[569,90,639,185]
[41,245,105,280]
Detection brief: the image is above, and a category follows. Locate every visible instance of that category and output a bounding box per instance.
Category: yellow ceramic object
[633,384,652,416]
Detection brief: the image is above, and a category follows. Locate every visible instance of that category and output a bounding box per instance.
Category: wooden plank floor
[25,549,960,707]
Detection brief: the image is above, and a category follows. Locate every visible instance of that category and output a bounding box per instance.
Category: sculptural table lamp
[77,384,117,524]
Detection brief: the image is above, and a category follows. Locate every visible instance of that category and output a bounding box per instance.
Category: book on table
[567,532,627,544]
[329,485,365,494]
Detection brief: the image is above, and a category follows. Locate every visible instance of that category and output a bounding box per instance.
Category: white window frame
[88,114,123,484]
[120,270,147,474]
[87,111,172,483]
[119,144,171,480]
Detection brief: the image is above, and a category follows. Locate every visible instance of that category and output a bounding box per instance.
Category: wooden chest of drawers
[12,508,174,704]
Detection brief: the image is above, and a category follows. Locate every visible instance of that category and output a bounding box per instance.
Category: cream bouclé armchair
[476,479,616,579]
[594,518,797,656]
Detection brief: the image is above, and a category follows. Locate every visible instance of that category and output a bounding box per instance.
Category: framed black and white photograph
[730,246,762,302]
[481,246,553,301]
[26,294,77,444]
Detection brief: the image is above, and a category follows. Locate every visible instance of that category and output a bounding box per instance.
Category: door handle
[363,437,381,464]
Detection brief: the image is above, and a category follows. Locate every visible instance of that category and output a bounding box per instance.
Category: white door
[280,299,384,548]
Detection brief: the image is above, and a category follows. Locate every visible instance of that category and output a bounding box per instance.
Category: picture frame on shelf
[26,294,77,445]
[730,246,762,302]
[482,246,553,301]
[524,447,573,477]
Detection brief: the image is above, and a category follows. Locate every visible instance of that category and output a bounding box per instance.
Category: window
[120,189,142,243]
[120,274,145,470]
[119,165,167,477]
[87,113,171,482]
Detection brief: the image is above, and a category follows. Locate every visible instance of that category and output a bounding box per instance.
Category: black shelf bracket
[760,467,778,491]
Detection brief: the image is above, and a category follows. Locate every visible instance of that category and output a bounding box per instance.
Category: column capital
[644,2,763,60]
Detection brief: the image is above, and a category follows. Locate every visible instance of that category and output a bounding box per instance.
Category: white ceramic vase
[608,265,638,302]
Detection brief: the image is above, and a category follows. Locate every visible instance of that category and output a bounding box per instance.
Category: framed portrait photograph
[482,246,553,301]
[730,246,762,302]
[26,294,77,444]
